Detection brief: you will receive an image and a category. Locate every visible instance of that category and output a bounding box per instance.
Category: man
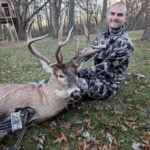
[78,2,134,100]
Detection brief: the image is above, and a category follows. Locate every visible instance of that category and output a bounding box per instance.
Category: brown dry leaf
[132,132,150,150]
[28,134,46,150]
[75,127,82,136]
[106,122,117,129]
[140,132,150,142]
[53,132,67,144]
[61,146,68,150]
[106,132,121,150]
[108,144,120,150]
[106,132,114,144]
[29,135,41,143]
[76,141,86,150]
[123,102,134,110]
[42,121,49,128]
[76,139,100,150]
[123,120,138,130]
[121,117,138,130]
[111,108,123,116]
[61,121,71,129]
[85,118,94,129]
[119,124,128,132]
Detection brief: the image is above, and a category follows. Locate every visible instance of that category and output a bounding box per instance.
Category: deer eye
[58,74,65,78]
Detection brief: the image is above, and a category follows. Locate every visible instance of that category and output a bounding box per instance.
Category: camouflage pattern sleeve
[78,38,134,78]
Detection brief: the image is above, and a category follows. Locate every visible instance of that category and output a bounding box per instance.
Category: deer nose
[70,90,81,100]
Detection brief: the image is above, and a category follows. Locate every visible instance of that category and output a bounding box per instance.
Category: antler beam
[26,19,51,65]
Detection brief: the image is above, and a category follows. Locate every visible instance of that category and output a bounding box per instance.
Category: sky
[98,0,122,7]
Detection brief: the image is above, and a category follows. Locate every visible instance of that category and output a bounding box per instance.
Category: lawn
[0,30,150,150]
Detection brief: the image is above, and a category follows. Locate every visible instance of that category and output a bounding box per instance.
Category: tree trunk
[13,0,28,40]
[0,25,3,40]
[141,9,150,40]
[37,13,43,34]
[48,0,53,36]
[13,0,49,40]
[99,0,107,33]
[51,0,62,38]
[142,26,150,40]
[68,0,75,37]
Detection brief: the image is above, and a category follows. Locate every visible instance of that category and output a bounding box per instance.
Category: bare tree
[68,0,75,37]
[12,0,49,40]
[142,10,150,40]
[125,0,150,30]
[48,0,53,35]
[75,0,102,34]
[99,0,107,33]
[51,0,62,37]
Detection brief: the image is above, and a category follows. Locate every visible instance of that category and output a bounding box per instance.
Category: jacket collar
[103,26,126,37]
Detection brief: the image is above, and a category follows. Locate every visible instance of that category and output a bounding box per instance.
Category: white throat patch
[55,87,80,98]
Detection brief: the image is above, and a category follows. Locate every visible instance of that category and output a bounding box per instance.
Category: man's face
[107,5,127,30]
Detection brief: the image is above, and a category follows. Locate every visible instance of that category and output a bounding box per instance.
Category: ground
[0,30,149,149]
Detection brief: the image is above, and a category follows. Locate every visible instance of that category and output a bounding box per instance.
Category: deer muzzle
[70,90,81,100]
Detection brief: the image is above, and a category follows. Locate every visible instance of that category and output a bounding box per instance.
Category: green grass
[0,30,150,149]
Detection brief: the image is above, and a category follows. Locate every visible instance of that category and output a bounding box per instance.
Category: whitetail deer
[0,20,106,130]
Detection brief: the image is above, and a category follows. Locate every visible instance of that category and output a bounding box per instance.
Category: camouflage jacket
[79,27,134,86]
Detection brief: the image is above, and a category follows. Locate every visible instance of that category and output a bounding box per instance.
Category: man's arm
[78,39,134,78]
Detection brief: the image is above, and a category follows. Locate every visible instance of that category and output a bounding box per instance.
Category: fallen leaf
[28,134,46,150]
[140,132,150,142]
[61,121,71,129]
[85,118,93,129]
[119,124,128,132]
[111,108,123,116]
[61,146,68,150]
[137,73,145,79]
[132,141,141,150]
[132,132,150,150]
[29,135,41,143]
[53,132,67,144]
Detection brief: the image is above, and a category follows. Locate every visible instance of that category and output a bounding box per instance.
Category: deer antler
[26,19,51,65]
[72,24,106,66]
[55,17,73,64]
[72,45,106,66]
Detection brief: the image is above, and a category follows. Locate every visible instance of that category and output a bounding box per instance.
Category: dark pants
[78,77,118,100]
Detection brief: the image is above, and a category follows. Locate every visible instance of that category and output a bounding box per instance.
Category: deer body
[0,19,106,125]
[0,69,80,123]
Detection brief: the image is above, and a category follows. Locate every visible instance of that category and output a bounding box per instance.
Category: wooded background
[1,0,150,41]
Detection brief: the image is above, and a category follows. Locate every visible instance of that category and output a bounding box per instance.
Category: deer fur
[0,64,79,123]
[0,19,106,124]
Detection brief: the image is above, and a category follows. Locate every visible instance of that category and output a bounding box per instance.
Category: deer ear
[40,60,53,74]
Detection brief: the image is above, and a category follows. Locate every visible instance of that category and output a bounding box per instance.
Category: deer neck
[39,76,69,106]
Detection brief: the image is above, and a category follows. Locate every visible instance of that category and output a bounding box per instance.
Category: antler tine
[72,45,106,67]
[72,23,106,67]
[26,19,51,65]
[55,14,74,64]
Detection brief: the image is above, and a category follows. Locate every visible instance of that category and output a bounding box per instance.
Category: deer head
[27,19,80,100]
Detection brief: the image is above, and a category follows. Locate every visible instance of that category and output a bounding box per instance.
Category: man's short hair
[109,2,128,16]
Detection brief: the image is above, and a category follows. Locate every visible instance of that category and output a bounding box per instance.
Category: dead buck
[0,20,106,131]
